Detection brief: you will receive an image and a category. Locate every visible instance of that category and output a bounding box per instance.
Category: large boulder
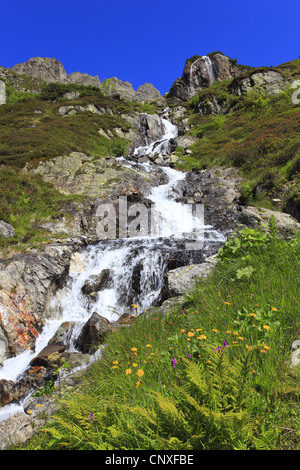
[166,255,219,296]
[238,206,300,236]
[0,246,73,357]
[81,269,114,298]
[0,220,15,238]
[75,312,114,353]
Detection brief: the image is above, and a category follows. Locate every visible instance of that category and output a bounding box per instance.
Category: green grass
[18,225,300,450]
[173,62,300,209]
[0,166,86,249]
[0,88,155,248]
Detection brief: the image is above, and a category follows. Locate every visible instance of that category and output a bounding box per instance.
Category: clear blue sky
[1,0,300,94]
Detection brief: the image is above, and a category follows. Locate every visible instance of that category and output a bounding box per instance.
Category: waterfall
[0,117,226,423]
[203,55,216,86]
[189,58,200,95]
[189,55,216,96]
[133,118,178,159]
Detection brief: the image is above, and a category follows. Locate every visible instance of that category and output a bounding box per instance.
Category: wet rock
[0,326,10,366]
[81,269,114,297]
[0,367,49,407]
[47,321,77,348]
[75,312,114,354]
[29,344,66,368]
[0,249,72,357]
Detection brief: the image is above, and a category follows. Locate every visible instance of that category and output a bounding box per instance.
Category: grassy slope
[2,62,300,450]
[175,59,300,209]
[18,228,300,450]
[0,83,156,249]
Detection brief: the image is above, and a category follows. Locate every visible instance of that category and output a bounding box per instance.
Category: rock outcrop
[12,57,69,83]
[10,57,162,102]
[0,80,5,105]
[230,70,286,96]
[168,52,245,102]
[0,220,15,238]
[133,83,161,102]
[0,244,81,362]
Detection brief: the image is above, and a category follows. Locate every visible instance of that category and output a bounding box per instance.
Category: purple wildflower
[88,412,94,422]
[171,357,177,367]
[187,353,191,358]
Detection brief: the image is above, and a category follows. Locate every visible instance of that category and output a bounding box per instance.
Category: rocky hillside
[0,52,300,447]
[0,52,299,249]
[1,56,162,103]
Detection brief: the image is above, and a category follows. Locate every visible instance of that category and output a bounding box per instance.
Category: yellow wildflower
[125,368,132,375]
[187,332,195,337]
[196,328,202,332]
[224,302,231,305]
[112,365,118,369]
[237,336,244,340]
[271,307,278,311]
[146,344,151,348]
[212,329,219,333]
[137,369,144,377]
[249,313,256,318]
[197,335,207,340]
[112,360,119,365]
[131,347,137,352]
[181,329,185,333]
[132,363,138,367]
[263,325,270,331]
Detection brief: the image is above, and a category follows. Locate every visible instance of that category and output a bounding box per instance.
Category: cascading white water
[203,55,216,86]
[0,117,226,423]
[189,55,216,95]
[189,58,200,94]
[133,118,178,159]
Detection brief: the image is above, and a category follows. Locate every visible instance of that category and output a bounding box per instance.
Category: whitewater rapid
[0,117,225,422]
